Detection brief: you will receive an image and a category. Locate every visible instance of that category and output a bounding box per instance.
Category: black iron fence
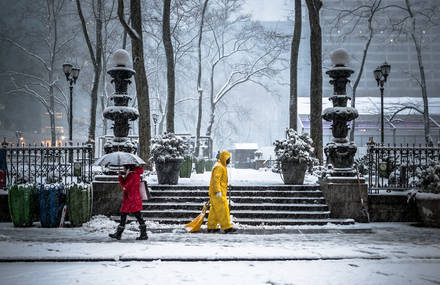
[1,144,93,189]
[366,144,440,193]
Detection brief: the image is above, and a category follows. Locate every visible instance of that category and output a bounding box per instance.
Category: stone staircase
[141,185,355,226]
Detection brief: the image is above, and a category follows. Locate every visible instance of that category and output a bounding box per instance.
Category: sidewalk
[0,218,440,284]
[0,218,439,262]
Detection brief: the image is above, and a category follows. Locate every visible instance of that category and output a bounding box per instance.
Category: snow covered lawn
[146,167,319,185]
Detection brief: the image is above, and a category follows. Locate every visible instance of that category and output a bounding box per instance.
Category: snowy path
[1,260,439,285]
[1,169,439,284]
[0,220,440,284]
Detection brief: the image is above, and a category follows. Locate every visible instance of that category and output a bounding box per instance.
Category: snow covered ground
[0,219,439,284]
[145,167,319,185]
[1,169,439,284]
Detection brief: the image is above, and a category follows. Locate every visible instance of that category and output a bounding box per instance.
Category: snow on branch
[1,37,50,72]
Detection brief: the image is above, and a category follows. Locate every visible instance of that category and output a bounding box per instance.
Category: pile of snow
[83,215,118,233]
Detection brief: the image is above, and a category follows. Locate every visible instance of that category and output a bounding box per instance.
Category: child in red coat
[109,164,148,240]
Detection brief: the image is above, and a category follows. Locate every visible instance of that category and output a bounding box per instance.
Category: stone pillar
[319,49,369,222]
[93,49,138,216]
[103,49,138,155]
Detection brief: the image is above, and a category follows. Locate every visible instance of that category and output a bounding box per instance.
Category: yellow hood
[218,150,231,167]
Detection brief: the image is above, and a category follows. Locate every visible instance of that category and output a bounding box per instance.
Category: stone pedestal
[92,175,123,216]
[319,176,369,222]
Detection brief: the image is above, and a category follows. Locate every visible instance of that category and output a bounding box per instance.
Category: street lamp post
[374,62,391,145]
[152,113,159,137]
[62,63,80,145]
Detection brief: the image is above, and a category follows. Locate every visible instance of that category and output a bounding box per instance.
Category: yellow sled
[185,201,210,233]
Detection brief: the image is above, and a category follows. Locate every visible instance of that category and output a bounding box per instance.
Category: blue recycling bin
[38,183,66,227]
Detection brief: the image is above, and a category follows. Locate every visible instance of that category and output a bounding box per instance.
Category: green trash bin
[180,156,192,178]
[8,184,36,227]
[66,183,93,227]
[205,159,215,171]
[195,159,205,174]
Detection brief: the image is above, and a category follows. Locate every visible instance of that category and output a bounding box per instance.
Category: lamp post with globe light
[373,62,391,145]
[62,63,80,145]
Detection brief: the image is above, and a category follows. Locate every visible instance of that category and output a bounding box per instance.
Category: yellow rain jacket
[207,150,233,230]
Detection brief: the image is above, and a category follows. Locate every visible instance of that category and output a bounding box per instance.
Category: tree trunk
[194,0,209,158]
[101,52,108,136]
[305,0,323,163]
[405,0,431,145]
[76,0,103,143]
[206,64,216,139]
[123,0,151,167]
[49,85,56,146]
[349,16,374,142]
[290,0,302,131]
[163,0,175,133]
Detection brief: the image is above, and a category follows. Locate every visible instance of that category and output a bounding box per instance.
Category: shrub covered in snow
[150,132,190,162]
[418,160,440,194]
[273,129,318,172]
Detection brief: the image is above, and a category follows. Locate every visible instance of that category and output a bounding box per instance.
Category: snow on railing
[367,143,440,194]
[1,143,93,189]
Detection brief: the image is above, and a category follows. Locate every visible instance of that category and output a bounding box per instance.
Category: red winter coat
[118,166,143,213]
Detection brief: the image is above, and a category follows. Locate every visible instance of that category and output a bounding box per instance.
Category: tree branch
[117,0,140,41]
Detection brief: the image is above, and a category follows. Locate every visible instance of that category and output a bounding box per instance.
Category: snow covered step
[150,185,321,191]
[142,202,329,212]
[144,196,326,204]
[112,216,354,226]
[149,190,324,198]
[140,209,330,220]
[230,218,355,226]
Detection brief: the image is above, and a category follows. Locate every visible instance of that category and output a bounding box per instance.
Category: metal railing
[367,144,440,193]
[1,144,93,188]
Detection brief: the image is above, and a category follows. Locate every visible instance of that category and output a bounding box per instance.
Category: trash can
[180,156,192,178]
[205,159,215,172]
[39,183,66,228]
[66,183,93,227]
[8,184,36,227]
[195,159,205,174]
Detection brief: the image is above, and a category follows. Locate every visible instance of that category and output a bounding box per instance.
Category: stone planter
[281,160,307,185]
[155,158,184,185]
[416,193,440,227]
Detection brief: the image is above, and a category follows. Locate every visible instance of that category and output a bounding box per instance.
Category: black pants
[119,211,145,227]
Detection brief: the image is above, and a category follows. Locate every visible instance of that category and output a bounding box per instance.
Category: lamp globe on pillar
[63,62,80,145]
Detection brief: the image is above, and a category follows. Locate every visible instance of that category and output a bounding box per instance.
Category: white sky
[242,0,290,21]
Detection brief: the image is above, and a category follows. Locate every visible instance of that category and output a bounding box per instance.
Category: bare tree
[204,1,288,146]
[387,0,439,145]
[290,0,302,131]
[2,0,73,146]
[194,0,209,158]
[142,0,201,136]
[118,0,152,167]
[327,0,385,142]
[305,0,323,162]
[99,0,120,136]
[76,0,103,143]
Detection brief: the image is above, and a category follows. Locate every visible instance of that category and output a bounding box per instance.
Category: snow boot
[136,224,148,240]
[109,225,124,240]
[207,229,220,233]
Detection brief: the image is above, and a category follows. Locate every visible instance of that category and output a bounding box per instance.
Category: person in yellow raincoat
[207,150,237,233]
